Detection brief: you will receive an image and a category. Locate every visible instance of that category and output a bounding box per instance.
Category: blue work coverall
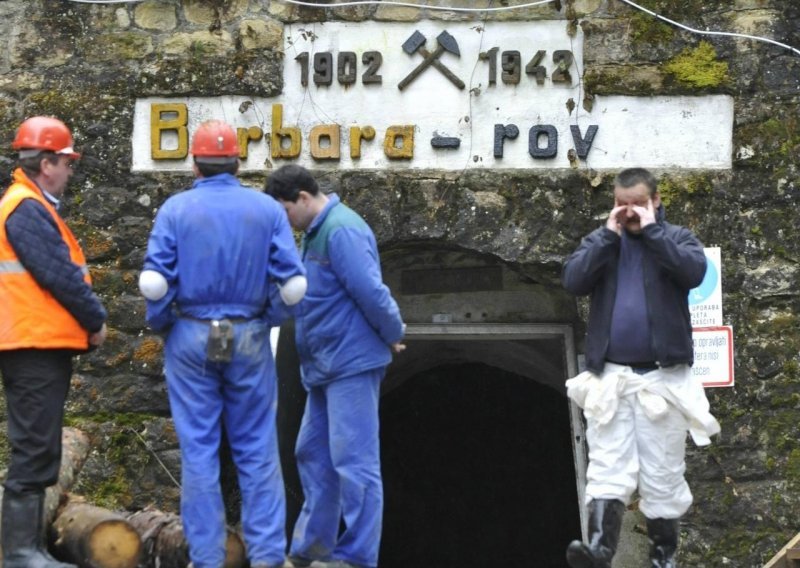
[289,194,404,568]
[143,173,304,568]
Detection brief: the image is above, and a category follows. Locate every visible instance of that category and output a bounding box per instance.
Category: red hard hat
[191,120,239,160]
[12,116,80,159]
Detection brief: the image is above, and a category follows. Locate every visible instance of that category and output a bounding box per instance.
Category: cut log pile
[1,427,246,568]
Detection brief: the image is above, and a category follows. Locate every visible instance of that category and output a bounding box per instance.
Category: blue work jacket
[295,194,404,387]
[143,173,304,330]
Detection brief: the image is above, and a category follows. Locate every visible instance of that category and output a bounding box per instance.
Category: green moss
[65,411,152,430]
[764,411,800,453]
[85,32,153,62]
[630,11,675,44]
[86,467,133,510]
[632,0,706,22]
[583,66,663,96]
[711,527,781,562]
[66,413,155,507]
[663,41,729,89]
[657,174,713,206]
[736,115,800,173]
[788,449,800,488]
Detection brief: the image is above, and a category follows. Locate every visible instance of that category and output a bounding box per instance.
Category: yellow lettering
[349,126,376,159]
[310,125,341,160]
[271,104,301,159]
[237,126,263,160]
[150,103,188,160]
[384,125,415,159]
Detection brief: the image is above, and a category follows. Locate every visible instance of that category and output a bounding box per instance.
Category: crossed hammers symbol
[398,30,465,91]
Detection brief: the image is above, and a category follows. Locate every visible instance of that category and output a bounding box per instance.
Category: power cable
[273,0,555,12]
[618,0,800,57]
[62,0,800,57]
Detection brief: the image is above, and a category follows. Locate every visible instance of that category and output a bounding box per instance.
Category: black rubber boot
[566,499,626,568]
[1,489,77,568]
[646,517,679,568]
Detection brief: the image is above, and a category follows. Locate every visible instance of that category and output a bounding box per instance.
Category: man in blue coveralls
[266,165,405,568]
[139,120,307,568]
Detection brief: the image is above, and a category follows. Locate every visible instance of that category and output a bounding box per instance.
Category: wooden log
[0,427,91,523]
[0,427,91,560]
[45,427,92,524]
[126,506,246,568]
[51,497,142,568]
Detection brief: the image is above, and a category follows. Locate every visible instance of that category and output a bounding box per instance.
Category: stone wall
[0,0,798,565]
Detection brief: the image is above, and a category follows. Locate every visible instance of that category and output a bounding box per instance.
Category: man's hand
[391,342,406,354]
[605,205,627,235]
[89,323,107,347]
[631,198,657,230]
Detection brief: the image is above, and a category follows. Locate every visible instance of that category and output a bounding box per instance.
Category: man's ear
[652,192,661,208]
[39,157,54,176]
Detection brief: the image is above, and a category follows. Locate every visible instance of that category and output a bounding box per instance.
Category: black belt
[607,360,659,372]
[179,315,255,324]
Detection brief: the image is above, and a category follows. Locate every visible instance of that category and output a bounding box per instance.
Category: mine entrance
[378,324,583,567]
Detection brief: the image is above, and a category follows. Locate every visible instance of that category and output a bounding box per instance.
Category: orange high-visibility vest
[0,168,92,351]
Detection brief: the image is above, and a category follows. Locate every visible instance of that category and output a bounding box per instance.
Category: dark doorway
[379,361,580,567]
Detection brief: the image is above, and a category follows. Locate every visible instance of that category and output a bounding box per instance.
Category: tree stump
[127,506,246,568]
[51,497,142,568]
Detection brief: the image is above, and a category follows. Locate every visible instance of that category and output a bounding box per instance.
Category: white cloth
[567,363,720,446]
[567,363,720,518]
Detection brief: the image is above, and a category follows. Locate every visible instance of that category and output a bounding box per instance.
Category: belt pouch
[206,319,234,363]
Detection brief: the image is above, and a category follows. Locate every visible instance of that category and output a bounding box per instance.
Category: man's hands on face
[606,198,656,234]
[605,205,627,235]
[631,198,657,229]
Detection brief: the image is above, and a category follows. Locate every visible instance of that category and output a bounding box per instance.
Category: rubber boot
[566,499,626,568]
[1,489,77,568]
[646,517,679,568]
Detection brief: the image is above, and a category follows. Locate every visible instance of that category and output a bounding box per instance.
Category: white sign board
[131,22,734,172]
[689,247,722,327]
[692,326,734,388]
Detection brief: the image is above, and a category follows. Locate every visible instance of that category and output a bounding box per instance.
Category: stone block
[426,0,560,22]
[267,2,297,21]
[334,6,372,22]
[374,5,422,22]
[571,0,603,17]
[160,30,234,57]
[183,0,249,25]
[238,18,283,51]
[135,1,177,31]
[84,32,154,63]
[116,7,131,29]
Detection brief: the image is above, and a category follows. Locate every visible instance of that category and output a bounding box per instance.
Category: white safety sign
[692,326,734,388]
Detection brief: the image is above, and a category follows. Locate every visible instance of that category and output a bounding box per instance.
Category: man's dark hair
[614,167,657,196]
[18,151,59,178]
[194,159,238,178]
[265,164,320,202]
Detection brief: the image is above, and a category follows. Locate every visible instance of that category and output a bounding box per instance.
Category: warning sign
[692,326,734,388]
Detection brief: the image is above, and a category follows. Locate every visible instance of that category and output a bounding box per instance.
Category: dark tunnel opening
[379,361,581,567]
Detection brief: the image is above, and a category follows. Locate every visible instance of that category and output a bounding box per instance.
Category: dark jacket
[6,198,107,334]
[562,207,706,374]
